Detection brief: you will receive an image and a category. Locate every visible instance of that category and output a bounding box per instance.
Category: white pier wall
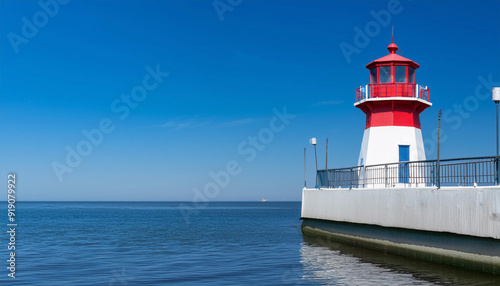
[301,187,500,239]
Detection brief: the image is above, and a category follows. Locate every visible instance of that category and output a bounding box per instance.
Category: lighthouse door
[398,145,410,183]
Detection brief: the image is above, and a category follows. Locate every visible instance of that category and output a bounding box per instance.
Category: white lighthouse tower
[355,42,431,185]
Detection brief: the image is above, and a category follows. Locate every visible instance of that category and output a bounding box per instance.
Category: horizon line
[9,200,302,203]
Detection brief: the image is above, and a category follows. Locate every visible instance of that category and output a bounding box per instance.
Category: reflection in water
[299,234,500,285]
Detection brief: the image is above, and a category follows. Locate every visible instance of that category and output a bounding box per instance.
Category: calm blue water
[0,202,499,285]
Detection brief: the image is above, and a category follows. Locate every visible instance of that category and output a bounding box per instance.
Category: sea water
[0,202,498,285]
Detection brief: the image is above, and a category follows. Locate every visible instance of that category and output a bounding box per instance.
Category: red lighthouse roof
[366,43,420,69]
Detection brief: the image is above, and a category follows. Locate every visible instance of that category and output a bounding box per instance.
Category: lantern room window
[395,65,406,83]
[408,67,415,83]
[370,68,377,84]
[379,66,391,83]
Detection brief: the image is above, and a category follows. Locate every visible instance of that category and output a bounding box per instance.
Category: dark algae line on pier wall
[301,218,500,275]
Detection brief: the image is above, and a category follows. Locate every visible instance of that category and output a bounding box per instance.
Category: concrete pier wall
[301,187,500,239]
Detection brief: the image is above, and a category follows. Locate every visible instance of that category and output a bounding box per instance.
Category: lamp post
[493,87,500,185]
[437,109,442,189]
[310,137,318,188]
[325,138,329,188]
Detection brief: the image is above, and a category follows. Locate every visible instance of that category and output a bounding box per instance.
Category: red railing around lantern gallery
[356,83,430,103]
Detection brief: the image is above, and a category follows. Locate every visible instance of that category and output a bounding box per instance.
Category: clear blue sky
[1,0,499,201]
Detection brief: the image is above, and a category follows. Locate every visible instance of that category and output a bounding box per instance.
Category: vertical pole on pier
[492,87,500,185]
[496,102,499,185]
[437,109,442,189]
[310,138,318,188]
[325,138,328,171]
[304,147,307,188]
[314,144,318,188]
[496,102,499,158]
[325,138,329,188]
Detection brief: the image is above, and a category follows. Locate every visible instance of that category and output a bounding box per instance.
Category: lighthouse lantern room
[355,42,431,184]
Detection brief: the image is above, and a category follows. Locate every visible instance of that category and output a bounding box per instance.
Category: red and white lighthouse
[355,42,431,171]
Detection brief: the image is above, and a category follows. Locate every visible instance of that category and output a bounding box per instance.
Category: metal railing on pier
[316,156,500,189]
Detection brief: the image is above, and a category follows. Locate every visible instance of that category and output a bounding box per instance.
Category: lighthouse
[302,42,500,275]
[355,42,431,185]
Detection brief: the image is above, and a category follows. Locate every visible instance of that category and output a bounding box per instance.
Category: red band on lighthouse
[357,100,429,129]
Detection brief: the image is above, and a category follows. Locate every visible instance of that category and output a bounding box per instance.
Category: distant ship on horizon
[260,198,267,202]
